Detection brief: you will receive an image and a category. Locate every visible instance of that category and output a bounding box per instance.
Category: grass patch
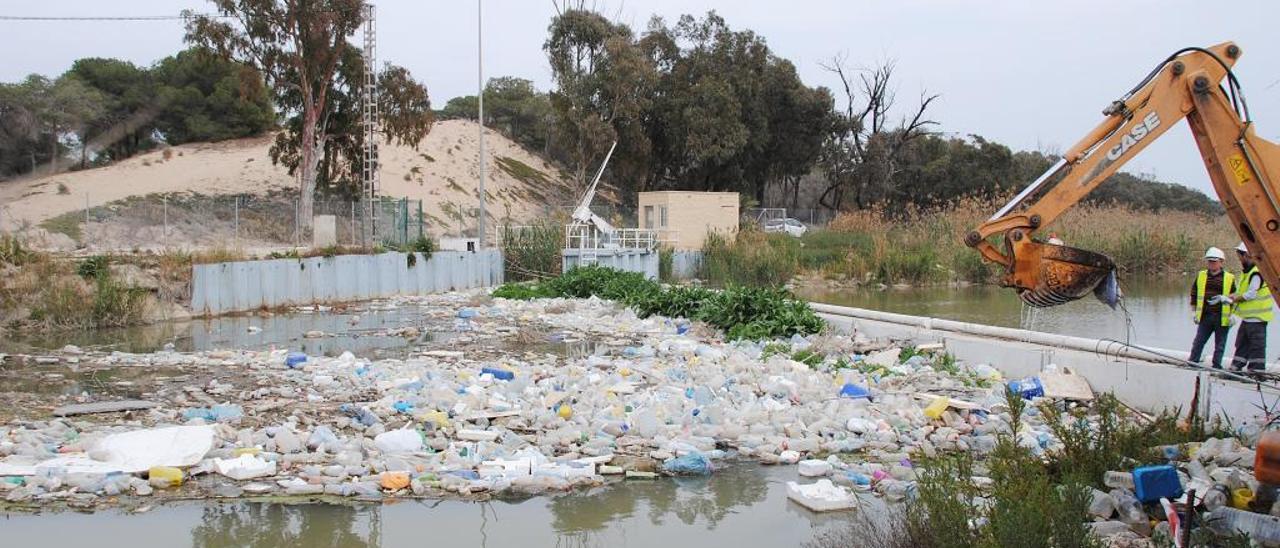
[491,266,823,340]
[699,230,800,287]
[493,156,554,187]
[39,212,84,243]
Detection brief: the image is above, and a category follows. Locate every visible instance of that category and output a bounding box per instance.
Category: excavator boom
[966,42,1280,308]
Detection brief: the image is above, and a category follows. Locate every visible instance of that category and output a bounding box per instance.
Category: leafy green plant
[761,342,791,360]
[492,282,553,300]
[490,266,823,341]
[77,255,111,279]
[791,349,822,368]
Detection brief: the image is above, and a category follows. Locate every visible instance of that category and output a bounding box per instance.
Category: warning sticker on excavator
[1229,154,1252,186]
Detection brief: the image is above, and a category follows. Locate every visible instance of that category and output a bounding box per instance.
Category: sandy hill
[0,120,588,250]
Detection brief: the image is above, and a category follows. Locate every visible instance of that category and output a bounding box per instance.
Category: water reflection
[191,503,379,548]
[4,466,844,547]
[548,465,770,535]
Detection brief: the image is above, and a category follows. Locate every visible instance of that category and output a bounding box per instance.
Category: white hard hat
[1237,242,1249,253]
[1205,247,1225,260]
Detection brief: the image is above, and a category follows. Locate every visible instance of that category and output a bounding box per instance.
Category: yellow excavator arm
[966,42,1280,307]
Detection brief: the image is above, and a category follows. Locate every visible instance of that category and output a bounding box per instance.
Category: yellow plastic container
[923,397,949,420]
[1232,488,1255,509]
[419,410,450,429]
[557,404,573,419]
[148,466,183,488]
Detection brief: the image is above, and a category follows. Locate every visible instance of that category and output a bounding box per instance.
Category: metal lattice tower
[361,2,379,246]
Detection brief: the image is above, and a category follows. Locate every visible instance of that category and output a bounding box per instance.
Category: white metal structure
[361,3,379,245]
[562,142,660,262]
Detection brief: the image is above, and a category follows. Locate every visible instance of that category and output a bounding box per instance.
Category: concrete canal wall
[813,302,1280,432]
[191,250,503,315]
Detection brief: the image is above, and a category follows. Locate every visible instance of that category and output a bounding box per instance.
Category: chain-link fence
[29,192,425,252]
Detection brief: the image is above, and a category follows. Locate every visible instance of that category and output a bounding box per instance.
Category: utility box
[637,191,739,250]
[313,215,338,247]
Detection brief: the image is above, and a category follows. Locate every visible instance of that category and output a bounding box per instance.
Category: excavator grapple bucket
[1009,242,1116,308]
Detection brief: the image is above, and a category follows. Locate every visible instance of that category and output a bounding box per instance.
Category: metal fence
[40,192,425,252]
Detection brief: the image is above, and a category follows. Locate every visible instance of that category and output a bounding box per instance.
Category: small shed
[637,191,739,250]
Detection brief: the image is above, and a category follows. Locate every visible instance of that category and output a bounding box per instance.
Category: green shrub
[77,255,111,279]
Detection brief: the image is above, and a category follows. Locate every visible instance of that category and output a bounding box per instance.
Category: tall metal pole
[476,0,486,249]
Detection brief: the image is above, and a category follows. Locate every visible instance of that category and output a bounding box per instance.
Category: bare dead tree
[818,55,938,210]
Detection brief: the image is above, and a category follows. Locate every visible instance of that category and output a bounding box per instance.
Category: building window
[659,206,668,228]
[644,205,654,229]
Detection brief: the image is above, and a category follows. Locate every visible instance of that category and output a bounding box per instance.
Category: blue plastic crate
[1132,464,1183,503]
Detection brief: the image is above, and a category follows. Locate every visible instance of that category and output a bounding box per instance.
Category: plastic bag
[374,428,424,453]
[662,452,713,475]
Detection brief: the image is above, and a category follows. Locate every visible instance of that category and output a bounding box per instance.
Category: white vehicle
[763,218,807,237]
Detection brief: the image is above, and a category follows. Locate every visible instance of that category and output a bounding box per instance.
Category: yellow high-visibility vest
[1234,266,1274,322]
[1195,269,1235,326]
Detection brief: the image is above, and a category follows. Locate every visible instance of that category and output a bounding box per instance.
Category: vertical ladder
[361,3,380,246]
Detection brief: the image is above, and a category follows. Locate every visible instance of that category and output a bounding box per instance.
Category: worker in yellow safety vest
[1188,247,1235,369]
[1224,242,1274,371]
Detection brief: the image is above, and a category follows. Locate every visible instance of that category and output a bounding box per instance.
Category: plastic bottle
[1104,471,1135,490]
[148,466,183,488]
[1203,484,1231,511]
[1088,489,1116,519]
[1206,506,1280,543]
[1110,488,1151,535]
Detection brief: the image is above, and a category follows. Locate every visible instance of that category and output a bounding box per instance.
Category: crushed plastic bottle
[1206,506,1280,543]
[1103,471,1135,490]
[1088,489,1116,519]
[1110,488,1151,535]
[339,404,380,426]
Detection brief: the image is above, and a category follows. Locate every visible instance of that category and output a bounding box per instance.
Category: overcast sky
[3,0,1277,198]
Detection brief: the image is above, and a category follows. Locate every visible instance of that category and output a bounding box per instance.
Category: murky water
[0,303,451,358]
[1,465,866,547]
[796,276,1280,356]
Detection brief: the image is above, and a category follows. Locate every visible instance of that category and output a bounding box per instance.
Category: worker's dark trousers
[1231,321,1269,371]
[1188,319,1231,368]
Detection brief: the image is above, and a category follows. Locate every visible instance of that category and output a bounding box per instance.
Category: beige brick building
[637,191,739,250]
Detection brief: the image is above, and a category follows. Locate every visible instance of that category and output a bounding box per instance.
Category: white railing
[564,223,660,251]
